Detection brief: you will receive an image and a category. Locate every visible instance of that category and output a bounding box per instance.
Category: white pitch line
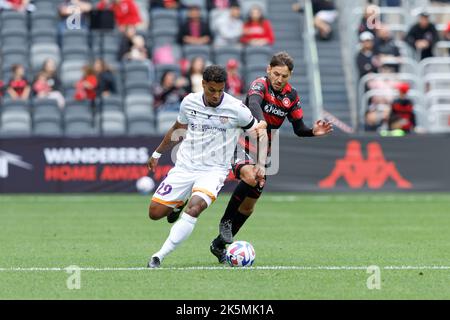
[0,266,450,272]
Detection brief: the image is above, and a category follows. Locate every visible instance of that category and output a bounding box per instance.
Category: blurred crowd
[356,1,450,134]
[0,0,277,113]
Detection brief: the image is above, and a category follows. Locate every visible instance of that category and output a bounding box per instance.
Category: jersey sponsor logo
[319,141,412,189]
[219,116,229,124]
[264,104,288,117]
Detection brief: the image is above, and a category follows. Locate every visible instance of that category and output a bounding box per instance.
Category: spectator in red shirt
[97,0,142,32]
[389,82,416,133]
[6,64,30,101]
[150,0,182,10]
[74,65,98,102]
[225,59,243,98]
[5,0,25,11]
[179,5,212,46]
[240,5,275,46]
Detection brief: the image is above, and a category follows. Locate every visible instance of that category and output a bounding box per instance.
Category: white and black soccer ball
[226,241,256,267]
[135,176,155,195]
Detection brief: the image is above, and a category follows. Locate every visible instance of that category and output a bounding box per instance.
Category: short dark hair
[203,65,227,83]
[270,52,294,72]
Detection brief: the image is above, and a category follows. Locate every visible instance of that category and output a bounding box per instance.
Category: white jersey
[175,92,256,172]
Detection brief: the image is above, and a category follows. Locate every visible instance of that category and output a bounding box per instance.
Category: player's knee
[148,203,165,220]
[240,167,257,187]
[184,203,203,218]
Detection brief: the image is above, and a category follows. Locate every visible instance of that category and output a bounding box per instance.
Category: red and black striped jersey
[246,76,303,129]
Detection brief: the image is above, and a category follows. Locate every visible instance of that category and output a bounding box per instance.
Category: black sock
[232,211,249,236]
[220,181,253,223]
[214,211,250,249]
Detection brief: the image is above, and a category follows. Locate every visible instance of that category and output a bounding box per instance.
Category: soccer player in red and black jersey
[209,52,333,263]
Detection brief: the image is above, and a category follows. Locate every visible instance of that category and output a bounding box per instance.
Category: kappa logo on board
[319,141,412,189]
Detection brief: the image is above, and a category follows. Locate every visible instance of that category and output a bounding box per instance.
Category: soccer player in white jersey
[146,65,263,268]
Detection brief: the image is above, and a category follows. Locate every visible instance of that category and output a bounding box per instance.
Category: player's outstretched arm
[147,121,188,172]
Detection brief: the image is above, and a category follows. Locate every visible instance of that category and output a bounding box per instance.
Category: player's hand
[313,120,333,136]
[147,157,159,173]
[254,164,266,188]
[248,121,268,139]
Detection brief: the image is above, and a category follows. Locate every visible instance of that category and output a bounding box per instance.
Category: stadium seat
[124,60,155,83]
[244,46,273,66]
[33,0,56,11]
[1,29,28,48]
[244,63,268,87]
[99,96,123,111]
[33,98,60,110]
[157,111,179,134]
[125,80,152,96]
[125,94,154,109]
[0,110,32,137]
[62,45,91,63]
[1,99,30,112]
[213,47,243,66]
[151,28,179,47]
[125,104,156,122]
[65,99,90,109]
[30,44,61,72]
[0,11,27,32]
[101,110,127,136]
[127,114,157,136]
[31,11,57,29]
[60,61,86,89]
[150,9,179,30]
[61,29,89,49]
[0,47,29,70]
[64,122,98,137]
[33,111,62,130]
[33,121,63,137]
[183,45,211,62]
[63,102,95,137]
[427,105,450,133]
[31,28,57,45]
[155,64,181,82]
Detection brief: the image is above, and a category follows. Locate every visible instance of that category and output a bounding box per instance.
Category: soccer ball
[136,176,155,195]
[225,241,255,267]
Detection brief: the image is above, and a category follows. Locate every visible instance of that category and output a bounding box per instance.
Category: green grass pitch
[1,193,450,300]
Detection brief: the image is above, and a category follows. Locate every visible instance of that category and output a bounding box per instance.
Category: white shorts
[151,166,228,208]
[316,10,338,24]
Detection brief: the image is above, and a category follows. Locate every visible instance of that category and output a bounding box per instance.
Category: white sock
[154,213,197,260]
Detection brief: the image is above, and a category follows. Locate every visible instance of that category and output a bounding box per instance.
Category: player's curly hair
[203,65,227,83]
[270,52,294,72]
